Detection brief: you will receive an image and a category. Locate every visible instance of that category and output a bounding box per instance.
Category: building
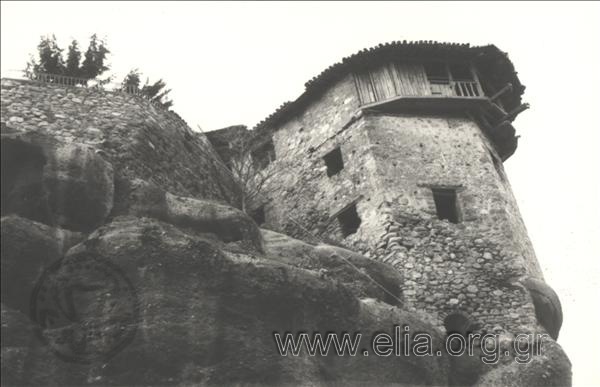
[234,41,562,340]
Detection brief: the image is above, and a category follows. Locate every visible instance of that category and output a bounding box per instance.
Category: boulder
[0,215,83,316]
[522,277,563,339]
[1,303,91,386]
[475,339,571,387]
[44,142,114,231]
[1,136,114,232]
[5,217,448,386]
[262,229,404,306]
[113,178,263,251]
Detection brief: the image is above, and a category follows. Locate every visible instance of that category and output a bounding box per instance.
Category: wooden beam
[503,102,530,122]
[490,83,513,102]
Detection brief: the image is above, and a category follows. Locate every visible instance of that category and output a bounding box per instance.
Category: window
[323,147,344,177]
[337,203,361,237]
[432,188,461,223]
[449,64,474,81]
[444,312,473,337]
[424,62,449,84]
[251,138,276,170]
[250,205,265,226]
[444,312,478,351]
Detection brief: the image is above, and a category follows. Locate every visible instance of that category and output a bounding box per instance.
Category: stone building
[233,41,563,340]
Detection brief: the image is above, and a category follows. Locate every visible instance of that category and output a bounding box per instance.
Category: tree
[121,69,173,109]
[225,131,281,214]
[26,35,65,76]
[122,68,141,89]
[80,34,110,79]
[26,34,110,80]
[65,40,82,77]
[141,78,173,109]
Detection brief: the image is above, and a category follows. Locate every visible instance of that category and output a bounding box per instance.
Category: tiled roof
[253,41,524,131]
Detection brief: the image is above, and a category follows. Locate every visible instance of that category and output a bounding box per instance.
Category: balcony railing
[429,80,482,98]
[452,80,481,97]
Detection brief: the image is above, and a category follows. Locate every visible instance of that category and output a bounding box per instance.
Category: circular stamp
[30,252,140,364]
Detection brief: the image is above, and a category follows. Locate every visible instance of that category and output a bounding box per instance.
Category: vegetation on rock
[121,69,173,109]
[25,34,110,80]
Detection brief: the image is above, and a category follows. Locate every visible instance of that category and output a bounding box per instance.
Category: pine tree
[25,34,110,81]
[26,35,65,76]
[80,34,110,79]
[122,68,142,89]
[141,78,173,109]
[122,69,174,109]
[65,40,82,77]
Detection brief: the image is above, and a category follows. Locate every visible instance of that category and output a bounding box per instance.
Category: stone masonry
[246,42,562,340]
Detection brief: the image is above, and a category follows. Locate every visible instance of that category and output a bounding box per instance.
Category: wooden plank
[371,65,396,101]
[354,71,376,105]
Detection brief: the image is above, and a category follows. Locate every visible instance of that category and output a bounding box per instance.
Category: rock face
[1,216,450,386]
[475,340,572,387]
[262,229,404,306]
[2,136,114,231]
[0,77,571,386]
[1,215,83,316]
[113,178,263,251]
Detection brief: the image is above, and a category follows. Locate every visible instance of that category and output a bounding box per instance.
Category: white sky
[2,2,599,385]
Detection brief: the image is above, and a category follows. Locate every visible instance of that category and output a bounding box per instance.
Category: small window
[424,62,449,84]
[251,139,276,170]
[250,205,265,226]
[337,203,361,237]
[444,312,479,352]
[323,147,344,177]
[444,313,473,337]
[449,63,474,81]
[432,188,461,223]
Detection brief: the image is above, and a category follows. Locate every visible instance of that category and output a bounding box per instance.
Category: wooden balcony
[429,80,482,98]
[359,79,528,161]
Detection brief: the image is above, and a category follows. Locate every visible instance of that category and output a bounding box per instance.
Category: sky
[2,1,599,385]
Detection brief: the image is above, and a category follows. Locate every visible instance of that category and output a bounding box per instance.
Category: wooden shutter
[354,71,377,105]
[370,65,397,101]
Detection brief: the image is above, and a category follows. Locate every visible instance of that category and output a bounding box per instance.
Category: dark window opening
[432,188,461,223]
[490,151,505,181]
[444,313,474,337]
[337,203,361,237]
[323,147,344,177]
[449,63,474,81]
[424,62,449,84]
[251,138,276,170]
[250,205,265,226]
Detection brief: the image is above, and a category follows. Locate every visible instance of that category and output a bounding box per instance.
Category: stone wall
[1,78,239,205]
[258,75,557,337]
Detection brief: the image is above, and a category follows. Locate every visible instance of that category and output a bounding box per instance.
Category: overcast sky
[2,2,599,385]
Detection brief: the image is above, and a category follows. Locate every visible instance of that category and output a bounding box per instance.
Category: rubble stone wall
[260,76,550,335]
[1,78,239,205]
